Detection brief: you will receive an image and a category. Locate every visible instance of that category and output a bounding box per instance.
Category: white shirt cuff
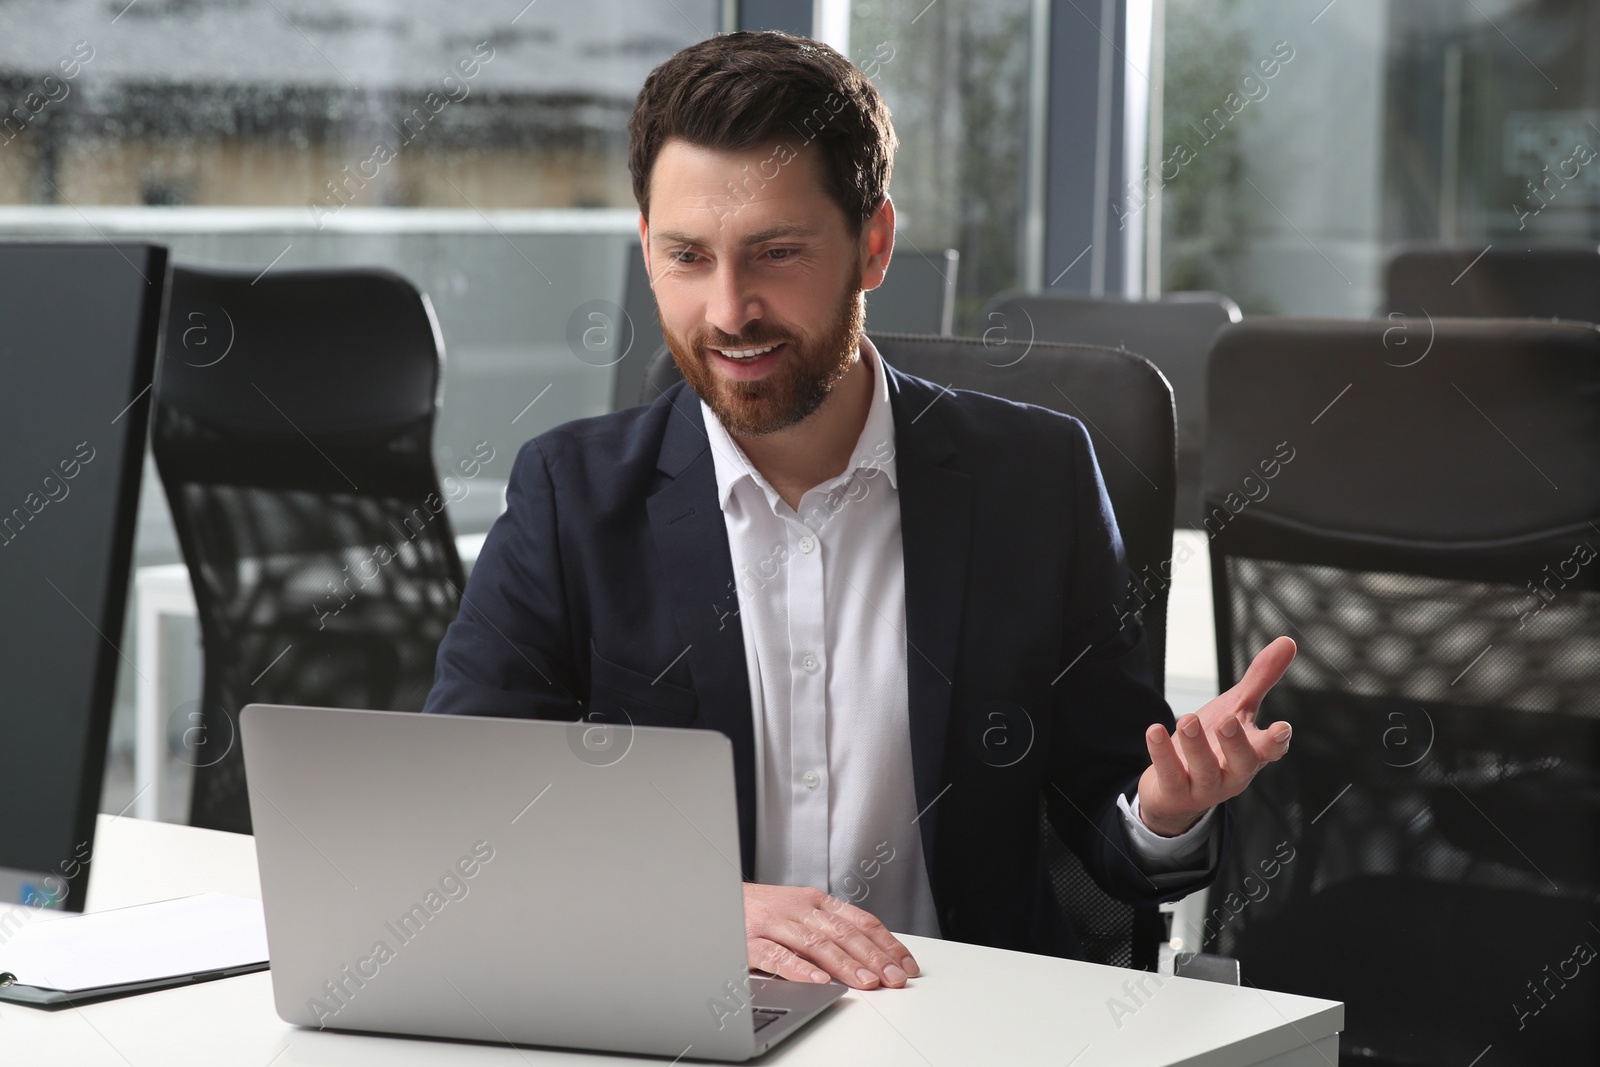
[1117,792,1219,874]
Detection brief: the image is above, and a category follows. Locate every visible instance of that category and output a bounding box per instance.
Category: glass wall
[1,0,728,531]
[0,0,721,212]
[0,0,722,819]
[849,0,1035,333]
[1157,0,1600,314]
[1384,0,1600,247]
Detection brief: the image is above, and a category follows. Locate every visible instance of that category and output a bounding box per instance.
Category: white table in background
[0,815,1340,1066]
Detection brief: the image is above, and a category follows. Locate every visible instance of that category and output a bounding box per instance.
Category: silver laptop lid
[241,705,766,1060]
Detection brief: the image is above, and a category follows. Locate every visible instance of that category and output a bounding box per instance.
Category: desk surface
[1,816,1340,1066]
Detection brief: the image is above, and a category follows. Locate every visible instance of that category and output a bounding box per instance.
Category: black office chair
[979,291,1240,528]
[1384,243,1600,322]
[864,250,960,336]
[643,333,1178,970]
[1202,317,1600,1065]
[609,247,668,413]
[152,265,466,834]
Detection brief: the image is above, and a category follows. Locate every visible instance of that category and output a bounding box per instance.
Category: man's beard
[661,266,865,438]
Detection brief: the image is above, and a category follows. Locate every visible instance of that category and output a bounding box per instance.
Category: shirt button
[801,654,819,673]
[798,535,815,554]
[803,771,820,788]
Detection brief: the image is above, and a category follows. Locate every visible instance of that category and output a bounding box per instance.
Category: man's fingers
[1176,715,1223,791]
[803,911,907,987]
[749,938,830,985]
[1139,641,1295,828]
[780,918,883,988]
[743,884,917,989]
[1217,714,1259,781]
[820,898,918,979]
[1247,719,1293,762]
[1145,721,1190,797]
[1234,636,1296,714]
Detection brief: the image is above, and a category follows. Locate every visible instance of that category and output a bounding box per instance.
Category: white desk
[1,815,1340,1066]
[131,532,489,821]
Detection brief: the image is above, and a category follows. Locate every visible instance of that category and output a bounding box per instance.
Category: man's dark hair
[627,31,897,235]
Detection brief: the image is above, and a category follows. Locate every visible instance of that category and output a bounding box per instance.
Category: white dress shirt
[700,336,1214,938]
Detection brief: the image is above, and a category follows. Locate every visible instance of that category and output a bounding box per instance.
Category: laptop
[239,704,847,1060]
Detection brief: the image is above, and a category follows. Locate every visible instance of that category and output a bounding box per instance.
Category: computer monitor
[0,242,166,911]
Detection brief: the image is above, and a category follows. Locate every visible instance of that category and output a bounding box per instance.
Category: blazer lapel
[882,362,973,874]
[646,384,760,879]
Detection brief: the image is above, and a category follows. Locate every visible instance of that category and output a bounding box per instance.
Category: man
[423,31,1295,992]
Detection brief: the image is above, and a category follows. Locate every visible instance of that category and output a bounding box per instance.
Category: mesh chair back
[153,265,465,833]
[979,291,1239,527]
[1385,243,1600,322]
[644,332,1177,968]
[1204,317,1600,1063]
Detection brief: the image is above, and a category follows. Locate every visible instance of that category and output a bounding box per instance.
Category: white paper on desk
[0,892,267,992]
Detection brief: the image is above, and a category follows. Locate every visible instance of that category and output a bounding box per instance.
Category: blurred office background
[0,0,1595,819]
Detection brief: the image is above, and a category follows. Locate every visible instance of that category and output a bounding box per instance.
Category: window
[1157,0,1597,313]
[0,0,721,819]
[849,0,1034,332]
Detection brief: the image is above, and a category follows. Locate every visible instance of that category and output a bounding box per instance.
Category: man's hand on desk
[1137,635,1297,837]
[742,883,920,990]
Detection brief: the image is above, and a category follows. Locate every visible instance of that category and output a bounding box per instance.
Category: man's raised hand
[1137,635,1297,837]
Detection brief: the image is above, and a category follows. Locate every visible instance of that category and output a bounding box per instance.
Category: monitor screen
[0,242,165,913]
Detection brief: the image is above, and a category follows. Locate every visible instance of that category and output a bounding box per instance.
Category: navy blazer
[423,359,1227,958]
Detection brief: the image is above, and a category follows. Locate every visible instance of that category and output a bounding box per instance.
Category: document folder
[0,893,268,1009]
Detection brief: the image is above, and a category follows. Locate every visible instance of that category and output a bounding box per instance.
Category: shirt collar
[701,333,899,513]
